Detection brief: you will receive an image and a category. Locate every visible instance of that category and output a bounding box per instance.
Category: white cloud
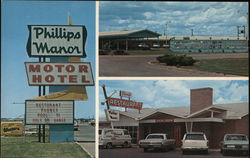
[100,2,248,36]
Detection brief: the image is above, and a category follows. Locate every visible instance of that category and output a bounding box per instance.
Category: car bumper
[182,147,208,151]
[139,144,165,149]
[223,148,249,152]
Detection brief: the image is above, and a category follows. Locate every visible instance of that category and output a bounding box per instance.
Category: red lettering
[58,75,67,83]
[45,75,55,82]
[69,75,77,82]
[82,75,90,83]
[54,65,64,72]
[65,65,75,72]
[79,65,88,73]
[44,65,53,72]
[32,75,42,83]
[29,65,40,72]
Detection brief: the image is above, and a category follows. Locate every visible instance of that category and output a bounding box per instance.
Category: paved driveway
[99,147,248,158]
[99,53,248,77]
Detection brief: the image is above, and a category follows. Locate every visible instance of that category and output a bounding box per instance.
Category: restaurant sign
[119,90,132,98]
[155,118,174,123]
[25,62,94,86]
[25,100,74,125]
[26,25,87,57]
[105,109,120,121]
[107,98,143,110]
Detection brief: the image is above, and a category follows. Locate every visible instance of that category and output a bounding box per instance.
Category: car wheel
[222,150,227,156]
[172,145,176,150]
[204,149,209,155]
[182,150,187,155]
[106,143,112,149]
[123,142,129,148]
[144,148,148,152]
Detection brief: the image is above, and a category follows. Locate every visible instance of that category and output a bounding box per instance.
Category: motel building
[99,87,249,149]
[99,29,248,53]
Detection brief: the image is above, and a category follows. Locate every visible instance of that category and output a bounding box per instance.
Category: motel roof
[100,102,248,122]
[99,29,161,39]
[149,35,248,41]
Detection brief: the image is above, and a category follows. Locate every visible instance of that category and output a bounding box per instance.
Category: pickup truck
[220,134,249,156]
[139,133,176,152]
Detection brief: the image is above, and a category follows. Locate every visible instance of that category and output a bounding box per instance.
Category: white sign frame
[25,100,74,125]
[27,25,87,57]
[105,109,120,121]
[25,62,94,86]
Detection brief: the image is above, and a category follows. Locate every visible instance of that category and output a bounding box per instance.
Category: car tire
[204,149,209,155]
[106,143,112,149]
[144,148,148,152]
[123,142,129,148]
[182,150,187,155]
[222,150,227,156]
[172,145,176,150]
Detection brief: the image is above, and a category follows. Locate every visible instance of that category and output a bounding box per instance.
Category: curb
[76,142,94,158]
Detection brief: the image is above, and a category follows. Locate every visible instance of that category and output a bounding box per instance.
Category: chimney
[190,88,213,114]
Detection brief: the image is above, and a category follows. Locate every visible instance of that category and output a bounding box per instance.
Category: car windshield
[185,134,205,140]
[147,135,164,139]
[226,135,247,141]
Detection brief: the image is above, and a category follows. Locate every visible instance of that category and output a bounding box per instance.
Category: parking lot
[99,53,248,77]
[99,146,248,158]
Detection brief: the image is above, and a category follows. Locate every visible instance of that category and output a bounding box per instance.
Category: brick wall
[190,88,213,114]
[192,115,249,149]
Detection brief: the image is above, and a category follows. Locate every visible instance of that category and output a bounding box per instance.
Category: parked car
[220,134,249,156]
[138,43,150,50]
[139,133,176,152]
[181,132,209,154]
[163,44,170,48]
[74,120,79,131]
[152,44,160,48]
[99,128,132,149]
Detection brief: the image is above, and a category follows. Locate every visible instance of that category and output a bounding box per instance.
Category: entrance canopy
[99,29,161,50]
[100,29,161,39]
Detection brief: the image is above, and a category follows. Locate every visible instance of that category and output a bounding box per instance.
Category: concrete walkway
[77,142,96,158]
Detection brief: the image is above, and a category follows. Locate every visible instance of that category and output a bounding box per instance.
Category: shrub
[113,50,128,55]
[156,54,196,66]
[99,49,110,55]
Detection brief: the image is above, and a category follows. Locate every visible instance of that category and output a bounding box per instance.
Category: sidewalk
[77,142,95,158]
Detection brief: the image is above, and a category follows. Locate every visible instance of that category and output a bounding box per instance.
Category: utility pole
[191,29,194,36]
[165,21,171,46]
[102,85,110,110]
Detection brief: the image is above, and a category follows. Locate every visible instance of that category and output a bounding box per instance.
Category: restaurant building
[99,87,249,149]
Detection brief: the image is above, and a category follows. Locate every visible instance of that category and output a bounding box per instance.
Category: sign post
[24,15,94,143]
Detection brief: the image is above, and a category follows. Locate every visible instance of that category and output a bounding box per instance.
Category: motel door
[174,126,182,147]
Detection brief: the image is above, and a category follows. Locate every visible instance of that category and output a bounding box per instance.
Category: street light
[165,21,171,46]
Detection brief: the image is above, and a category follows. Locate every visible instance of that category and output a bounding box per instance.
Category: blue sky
[99,2,248,36]
[99,80,249,118]
[1,1,96,119]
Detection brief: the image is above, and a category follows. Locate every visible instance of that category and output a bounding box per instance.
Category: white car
[220,134,249,156]
[152,44,160,48]
[99,128,132,149]
[181,132,209,154]
[139,133,175,152]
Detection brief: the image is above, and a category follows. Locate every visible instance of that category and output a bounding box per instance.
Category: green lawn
[1,136,91,158]
[193,58,249,76]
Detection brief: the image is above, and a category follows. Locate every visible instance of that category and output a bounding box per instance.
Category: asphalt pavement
[99,53,248,77]
[75,124,96,158]
[99,146,248,158]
